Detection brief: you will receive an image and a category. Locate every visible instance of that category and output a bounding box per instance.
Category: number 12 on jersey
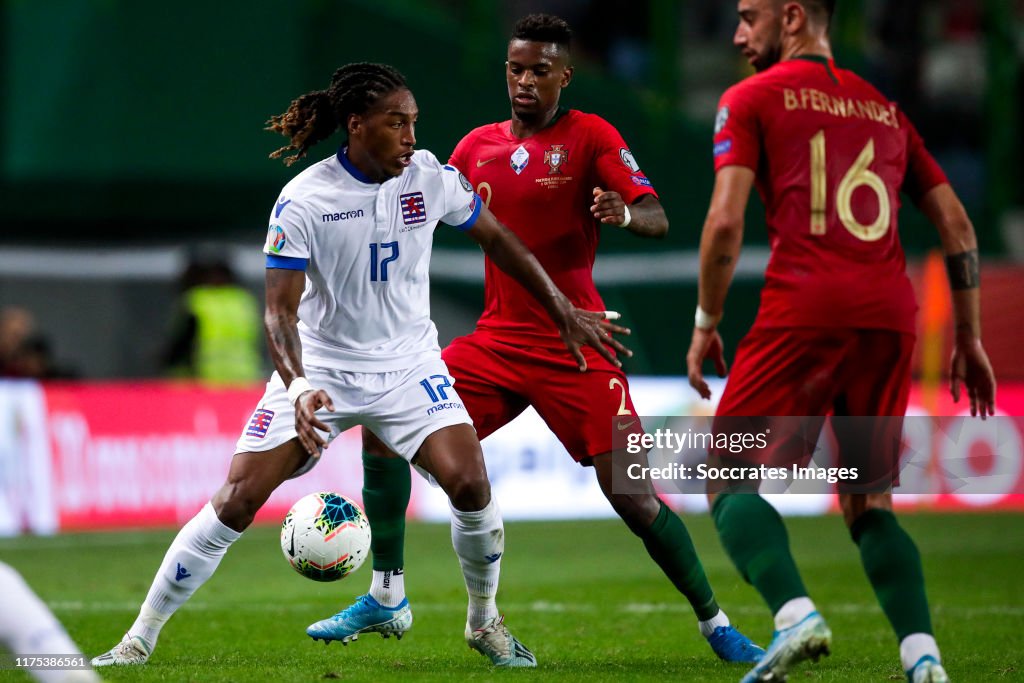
[808,130,891,242]
[369,241,399,281]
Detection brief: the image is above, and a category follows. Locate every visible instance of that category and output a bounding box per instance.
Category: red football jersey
[713,57,948,334]
[449,109,657,345]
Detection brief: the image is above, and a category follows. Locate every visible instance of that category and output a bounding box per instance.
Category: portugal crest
[544,144,568,175]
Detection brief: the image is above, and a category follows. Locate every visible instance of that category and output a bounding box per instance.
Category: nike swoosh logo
[617,420,637,431]
[275,198,292,218]
[288,526,296,557]
[476,158,497,168]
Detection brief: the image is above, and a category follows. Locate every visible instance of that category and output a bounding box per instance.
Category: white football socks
[698,609,730,638]
[449,498,503,630]
[128,502,241,649]
[0,561,100,682]
[774,596,817,630]
[900,633,941,672]
[369,569,406,608]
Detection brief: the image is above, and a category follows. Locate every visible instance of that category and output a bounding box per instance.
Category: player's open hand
[558,309,632,372]
[686,326,728,400]
[294,389,336,456]
[591,187,628,225]
[950,337,996,419]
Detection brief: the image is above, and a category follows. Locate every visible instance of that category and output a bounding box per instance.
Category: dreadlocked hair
[266,62,408,166]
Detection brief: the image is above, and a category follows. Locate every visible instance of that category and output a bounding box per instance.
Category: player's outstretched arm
[590,190,668,238]
[686,166,754,399]
[264,267,334,453]
[466,205,632,372]
[919,183,996,418]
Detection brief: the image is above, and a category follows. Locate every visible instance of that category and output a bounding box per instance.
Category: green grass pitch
[1,513,1020,682]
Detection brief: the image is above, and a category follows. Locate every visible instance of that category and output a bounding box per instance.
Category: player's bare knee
[443,469,491,512]
[840,492,893,528]
[608,493,659,535]
[211,483,262,532]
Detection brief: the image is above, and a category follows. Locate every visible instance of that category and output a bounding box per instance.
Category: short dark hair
[801,0,836,26]
[511,13,572,52]
[266,62,408,166]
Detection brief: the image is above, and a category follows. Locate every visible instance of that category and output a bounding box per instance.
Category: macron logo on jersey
[400,192,426,226]
[322,209,364,222]
[275,198,292,218]
[246,409,275,438]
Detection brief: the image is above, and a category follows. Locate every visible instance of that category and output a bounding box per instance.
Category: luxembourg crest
[544,144,568,175]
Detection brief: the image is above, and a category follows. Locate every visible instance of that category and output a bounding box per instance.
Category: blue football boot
[306,593,412,644]
[706,624,765,663]
[740,611,831,682]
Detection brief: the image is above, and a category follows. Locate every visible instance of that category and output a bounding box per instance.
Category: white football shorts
[235,357,472,477]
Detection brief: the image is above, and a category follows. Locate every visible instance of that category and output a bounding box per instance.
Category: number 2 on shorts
[609,377,632,415]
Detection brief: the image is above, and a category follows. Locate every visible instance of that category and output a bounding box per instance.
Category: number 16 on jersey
[808,131,890,242]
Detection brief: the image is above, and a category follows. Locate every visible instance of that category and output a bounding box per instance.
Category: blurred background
[0,0,1021,380]
[0,1,1022,531]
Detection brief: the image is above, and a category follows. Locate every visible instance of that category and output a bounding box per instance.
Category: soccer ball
[280,492,371,582]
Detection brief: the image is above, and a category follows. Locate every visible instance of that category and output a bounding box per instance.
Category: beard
[752,42,783,72]
[511,104,543,125]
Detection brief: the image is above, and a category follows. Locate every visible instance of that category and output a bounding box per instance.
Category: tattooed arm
[919,183,995,417]
[264,268,306,387]
[264,267,334,454]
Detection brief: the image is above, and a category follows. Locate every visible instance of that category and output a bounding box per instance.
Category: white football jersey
[263,148,480,371]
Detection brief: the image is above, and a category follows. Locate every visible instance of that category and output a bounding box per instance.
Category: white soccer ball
[280,491,371,582]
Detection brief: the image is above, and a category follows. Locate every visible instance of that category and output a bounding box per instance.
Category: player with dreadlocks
[91,62,627,669]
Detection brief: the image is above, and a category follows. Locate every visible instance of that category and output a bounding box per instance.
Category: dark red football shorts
[713,327,916,490]
[442,332,644,462]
